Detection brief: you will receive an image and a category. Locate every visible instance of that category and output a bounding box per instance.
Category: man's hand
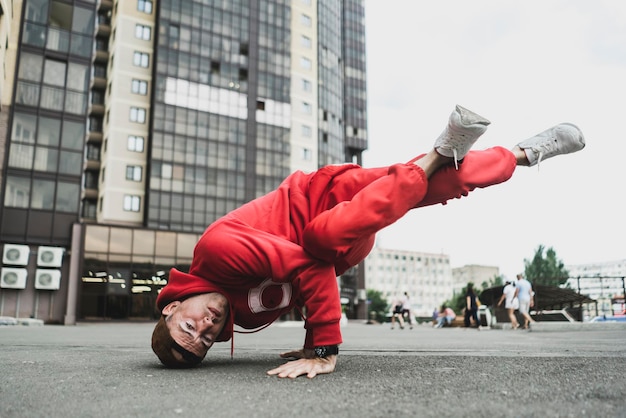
[266,348,337,378]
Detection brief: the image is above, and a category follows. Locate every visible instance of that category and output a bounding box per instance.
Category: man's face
[162,293,229,359]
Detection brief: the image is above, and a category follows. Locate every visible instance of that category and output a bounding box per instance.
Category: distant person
[150,105,585,378]
[435,305,457,328]
[497,278,520,329]
[464,284,480,328]
[432,307,440,326]
[401,292,414,329]
[516,274,536,329]
[390,296,406,329]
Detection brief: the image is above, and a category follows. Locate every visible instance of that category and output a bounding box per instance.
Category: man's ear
[162,301,180,315]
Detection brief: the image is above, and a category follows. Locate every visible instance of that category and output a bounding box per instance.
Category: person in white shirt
[497,278,520,329]
[515,274,536,329]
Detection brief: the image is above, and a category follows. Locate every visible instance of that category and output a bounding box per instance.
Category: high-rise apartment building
[0,0,367,324]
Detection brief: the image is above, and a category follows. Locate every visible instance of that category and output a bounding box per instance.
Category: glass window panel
[59,150,82,175]
[62,120,85,150]
[38,117,61,146]
[176,233,198,258]
[55,181,79,212]
[12,113,37,143]
[31,178,55,209]
[132,229,155,255]
[65,91,87,114]
[85,225,110,252]
[109,228,132,254]
[33,147,58,172]
[72,6,94,35]
[8,143,34,169]
[138,0,153,14]
[70,33,93,57]
[46,27,70,52]
[49,1,72,30]
[67,63,89,91]
[155,231,176,257]
[123,195,141,212]
[40,85,65,111]
[22,22,47,47]
[4,176,31,208]
[19,53,43,82]
[44,60,66,87]
[25,0,49,24]
[15,81,40,106]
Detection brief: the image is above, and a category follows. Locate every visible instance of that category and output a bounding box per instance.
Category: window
[301,78,312,92]
[135,24,151,40]
[133,52,149,68]
[161,163,172,179]
[130,107,146,123]
[301,147,312,161]
[123,195,141,212]
[300,57,311,70]
[126,165,142,181]
[300,35,311,49]
[301,125,312,137]
[131,79,148,95]
[300,14,312,27]
[4,176,30,208]
[301,102,312,114]
[127,135,144,152]
[137,0,153,14]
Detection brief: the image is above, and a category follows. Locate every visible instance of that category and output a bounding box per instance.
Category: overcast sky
[362,0,626,279]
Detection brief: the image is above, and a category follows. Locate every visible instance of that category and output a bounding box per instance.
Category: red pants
[302,146,517,274]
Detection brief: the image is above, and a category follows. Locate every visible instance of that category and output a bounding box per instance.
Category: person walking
[390,296,406,329]
[516,274,536,329]
[464,284,480,328]
[401,292,414,329]
[497,278,520,329]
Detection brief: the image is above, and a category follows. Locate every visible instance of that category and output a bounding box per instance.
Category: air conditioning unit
[0,268,28,289]
[37,246,64,268]
[2,244,30,266]
[35,269,61,290]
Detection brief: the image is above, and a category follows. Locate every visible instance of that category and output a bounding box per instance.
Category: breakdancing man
[152,105,585,378]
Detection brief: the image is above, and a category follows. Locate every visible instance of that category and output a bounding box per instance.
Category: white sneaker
[434,105,491,169]
[517,123,585,168]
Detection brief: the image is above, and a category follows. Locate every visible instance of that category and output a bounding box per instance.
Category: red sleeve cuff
[304,321,342,348]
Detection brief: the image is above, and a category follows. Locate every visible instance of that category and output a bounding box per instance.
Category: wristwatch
[314,345,339,358]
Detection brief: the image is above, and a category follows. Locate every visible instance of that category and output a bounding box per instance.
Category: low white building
[565,259,626,314]
[364,246,454,317]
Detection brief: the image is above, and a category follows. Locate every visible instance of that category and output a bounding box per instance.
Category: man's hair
[151,316,204,368]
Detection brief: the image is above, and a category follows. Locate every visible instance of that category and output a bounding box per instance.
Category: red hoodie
[156,147,518,349]
[156,164,364,348]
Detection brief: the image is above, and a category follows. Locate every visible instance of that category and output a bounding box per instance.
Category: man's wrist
[314,345,339,358]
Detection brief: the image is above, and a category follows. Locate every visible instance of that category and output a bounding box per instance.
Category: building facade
[0,0,368,324]
[565,259,626,315]
[364,246,454,317]
[451,264,500,297]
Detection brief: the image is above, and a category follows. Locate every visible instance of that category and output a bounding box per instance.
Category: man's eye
[185,322,194,330]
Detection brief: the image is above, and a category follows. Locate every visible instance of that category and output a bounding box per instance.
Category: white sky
[362,0,626,279]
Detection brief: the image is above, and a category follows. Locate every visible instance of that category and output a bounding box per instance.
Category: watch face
[315,347,326,357]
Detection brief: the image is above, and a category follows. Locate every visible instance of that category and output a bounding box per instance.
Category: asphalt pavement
[1,320,625,418]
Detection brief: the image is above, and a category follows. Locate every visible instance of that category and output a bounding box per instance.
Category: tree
[524,245,569,286]
[366,289,388,323]
[481,274,504,290]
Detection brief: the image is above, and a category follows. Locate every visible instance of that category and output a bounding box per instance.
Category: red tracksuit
[156,147,516,348]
